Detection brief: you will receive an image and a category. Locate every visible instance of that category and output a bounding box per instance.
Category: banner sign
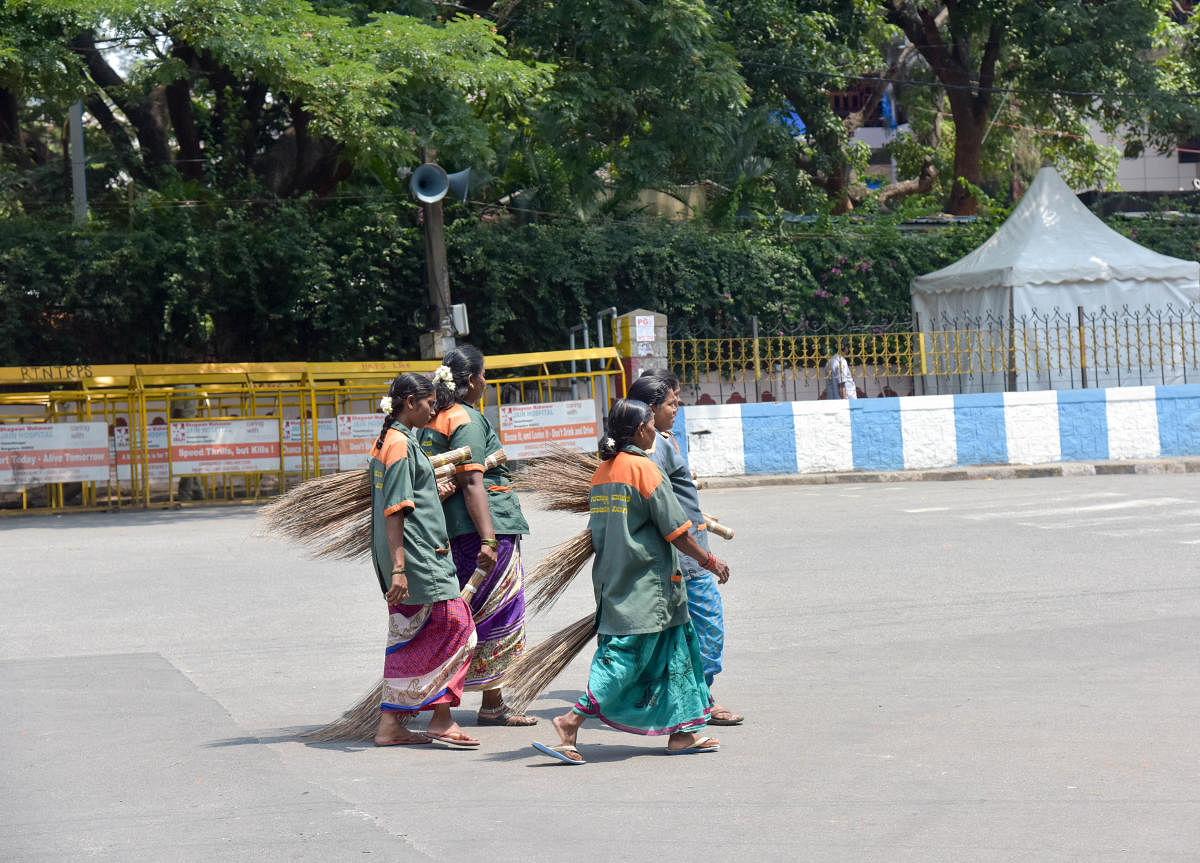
[497,400,599,460]
[111,424,169,482]
[0,422,110,487]
[169,419,281,475]
[283,417,339,472]
[336,414,382,470]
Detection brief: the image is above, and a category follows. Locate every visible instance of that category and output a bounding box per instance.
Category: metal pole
[751,315,761,402]
[1077,305,1087,389]
[569,323,586,400]
[597,307,617,409]
[69,101,88,225]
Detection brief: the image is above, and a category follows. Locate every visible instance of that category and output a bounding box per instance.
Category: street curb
[696,457,1200,489]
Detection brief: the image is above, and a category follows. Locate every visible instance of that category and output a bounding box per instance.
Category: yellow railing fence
[0,349,623,513]
[670,305,1200,402]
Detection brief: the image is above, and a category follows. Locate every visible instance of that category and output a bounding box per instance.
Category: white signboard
[497,400,599,460]
[336,414,383,470]
[169,419,281,475]
[111,423,169,482]
[635,315,655,343]
[283,417,339,472]
[0,422,110,487]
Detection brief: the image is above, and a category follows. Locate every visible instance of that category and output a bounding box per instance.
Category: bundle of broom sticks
[259,445,506,561]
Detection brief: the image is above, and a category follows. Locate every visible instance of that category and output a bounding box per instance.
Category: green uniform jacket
[368,423,460,603]
[587,445,693,636]
[419,402,529,538]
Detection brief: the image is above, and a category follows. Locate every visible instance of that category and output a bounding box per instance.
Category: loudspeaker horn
[410,163,449,203]
[446,168,471,204]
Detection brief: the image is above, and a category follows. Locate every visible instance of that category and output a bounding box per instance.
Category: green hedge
[3,203,1197,365]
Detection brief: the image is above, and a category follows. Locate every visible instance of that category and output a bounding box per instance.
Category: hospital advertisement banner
[111,423,169,482]
[497,400,599,460]
[282,418,339,472]
[169,419,281,475]
[0,422,110,487]
[336,414,381,470]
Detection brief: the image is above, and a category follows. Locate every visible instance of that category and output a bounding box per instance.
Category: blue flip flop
[531,741,586,765]
[665,736,720,755]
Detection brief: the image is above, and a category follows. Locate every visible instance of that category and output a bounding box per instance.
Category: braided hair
[375,373,435,453]
[598,398,652,460]
[432,344,485,413]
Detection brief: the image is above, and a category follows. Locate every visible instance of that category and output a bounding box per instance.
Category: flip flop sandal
[477,711,539,726]
[707,712,744,726]
[427,731,481,749]
[665,736,720,755]
[374,735,432,746]
[531,741,586,765]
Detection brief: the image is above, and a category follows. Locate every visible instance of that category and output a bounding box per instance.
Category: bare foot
[548,713,584,762]
[666,731,720,752]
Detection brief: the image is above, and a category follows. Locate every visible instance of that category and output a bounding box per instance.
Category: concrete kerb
[697,456,1200,489]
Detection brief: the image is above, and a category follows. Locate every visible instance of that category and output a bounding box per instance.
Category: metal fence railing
[669,304,1200,403]
[0,349,624,513]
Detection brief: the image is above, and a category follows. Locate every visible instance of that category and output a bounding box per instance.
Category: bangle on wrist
[391,567,406,574]
[480,538,498,549]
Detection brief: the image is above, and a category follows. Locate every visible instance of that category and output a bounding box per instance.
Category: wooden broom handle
[429,445,472,469]
[434,449,508,482]
[703,512,734,540]
[460,566,490,600]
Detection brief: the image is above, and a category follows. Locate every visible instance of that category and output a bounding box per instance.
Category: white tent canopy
[910,166,1200,391]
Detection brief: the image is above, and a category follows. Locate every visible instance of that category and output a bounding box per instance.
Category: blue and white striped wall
[673,385,1200,476]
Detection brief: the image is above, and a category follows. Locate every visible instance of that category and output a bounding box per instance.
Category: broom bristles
[524,530,594,615]
[259,469,372,560]
[512,446,598,513]
[500,613,597,715]
[297,680,413,742]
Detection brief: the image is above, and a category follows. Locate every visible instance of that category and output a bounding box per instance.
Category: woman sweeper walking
[530,398,731,764]
[420,345,537,727]
[370,372,481,748]
[630,372,744,726]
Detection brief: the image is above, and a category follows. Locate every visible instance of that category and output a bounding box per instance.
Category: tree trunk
[947,110,986,215]
[882,2,1001,215]
[166,44,203,182]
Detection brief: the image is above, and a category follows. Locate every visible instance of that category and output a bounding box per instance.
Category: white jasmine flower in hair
[379,396,393,414]
[602,436,615,448]
[432,365,455,387]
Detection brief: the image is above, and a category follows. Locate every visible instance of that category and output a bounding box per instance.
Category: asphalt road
[2,472,1198,861]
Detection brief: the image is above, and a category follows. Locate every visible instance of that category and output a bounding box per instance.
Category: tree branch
[876,155,937,206]
[70,32,171,171]
[166,42,203,181]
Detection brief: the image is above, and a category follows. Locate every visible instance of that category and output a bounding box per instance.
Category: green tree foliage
[495,0,748,213]
[0,0,550,213]
[877,0,1180,214]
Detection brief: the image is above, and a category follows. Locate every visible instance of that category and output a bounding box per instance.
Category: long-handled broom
[299,565,491,742]
[498,612,598,717]
[259,446,506,561]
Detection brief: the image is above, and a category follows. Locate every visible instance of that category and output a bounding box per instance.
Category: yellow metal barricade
[0,350,624,514]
